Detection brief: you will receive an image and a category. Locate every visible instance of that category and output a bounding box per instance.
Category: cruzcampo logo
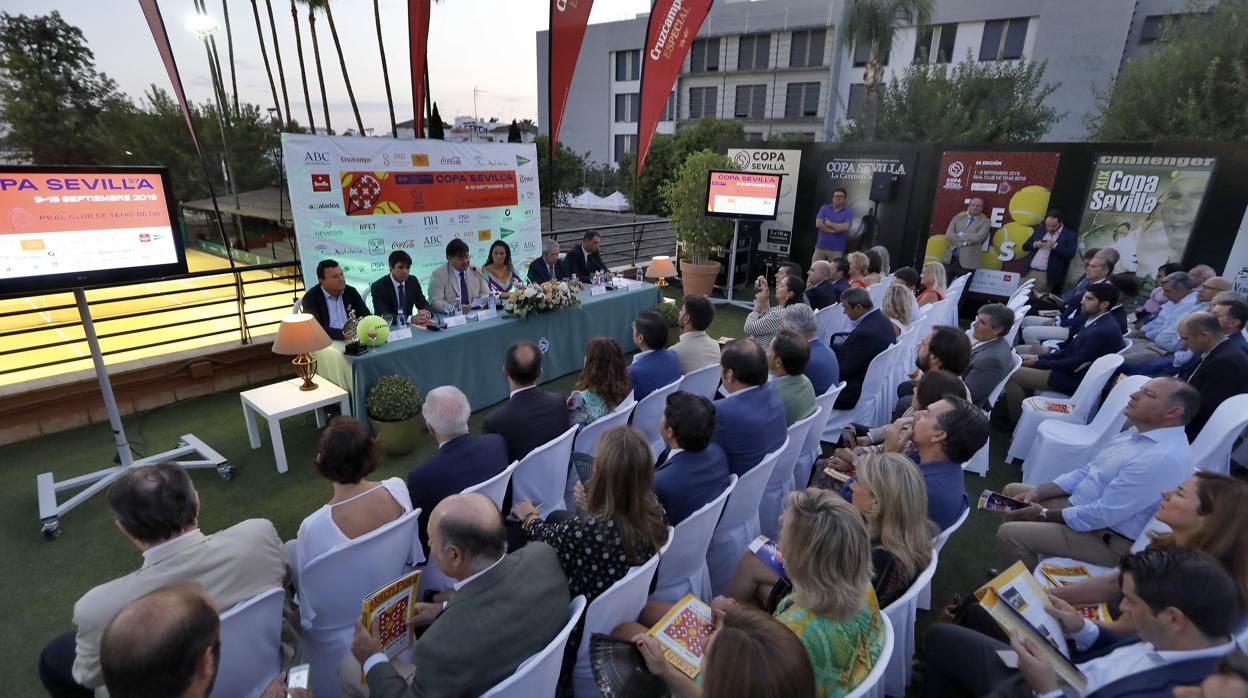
[500,227,515,239]
[516,155,530,166]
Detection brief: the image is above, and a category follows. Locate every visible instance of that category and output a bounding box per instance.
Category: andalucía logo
[516,155,530,166]
[500,227,515,239]
[311,173,332,192]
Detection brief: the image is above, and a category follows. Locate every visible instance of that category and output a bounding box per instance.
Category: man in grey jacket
[965,303,1016,410]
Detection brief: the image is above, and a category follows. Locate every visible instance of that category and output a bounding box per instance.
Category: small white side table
[240,376,351,473]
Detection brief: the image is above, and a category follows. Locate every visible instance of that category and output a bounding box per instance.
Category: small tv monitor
[0,165,186,296]
[704,170,782,221]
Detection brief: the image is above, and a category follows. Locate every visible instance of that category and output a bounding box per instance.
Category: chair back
[816,303,849,346]
[1131,516,1172,554]
[212,587,285,698]
[1190,394,1248,475]
[480,595,588,698]
[1117,338,1134,355]
[678,363,721,400]
[653,475,738,603]
[843,614,894,698]
[760,413,818,539]
[798,386,844,488]
[986,353,1025,409]
[1006,293,1029,311]
[1067,354,1124,422]
[512,425,577,515]
[883,552,940,697]
[932,505,970,555]
[463,461,519,509]
[867,281,888,307]
[631,377,683,457]
[890,326,919,391]
[1020,374,1150,484]
[862,341,903,427]
[706,444,784,595]
[1005,307,1030,345]
[572,396,636,457]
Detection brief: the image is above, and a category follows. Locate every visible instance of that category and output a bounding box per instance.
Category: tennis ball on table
[1008,186,1052,227]
[357,315,390,347]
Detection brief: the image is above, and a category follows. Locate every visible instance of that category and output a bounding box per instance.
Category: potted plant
[660,150,737,297]
[366,375,422,456]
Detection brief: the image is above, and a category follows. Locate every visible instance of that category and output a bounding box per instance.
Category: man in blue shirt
[995,376,1197,569]
[627,310,681,402]
[811,188,852,265]
[781,303,839,395]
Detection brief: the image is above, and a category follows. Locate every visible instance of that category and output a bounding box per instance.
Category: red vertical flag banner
[409,0,431,136]
[636,0,714,177]
[137,0,203,157]
[548,0,595,158]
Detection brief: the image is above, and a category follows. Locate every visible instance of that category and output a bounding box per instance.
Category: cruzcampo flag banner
[282,134,542,294]
[548,0,595,158]
[636,0,715,176]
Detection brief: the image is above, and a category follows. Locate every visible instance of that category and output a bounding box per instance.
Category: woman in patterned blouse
[566,337,632,426]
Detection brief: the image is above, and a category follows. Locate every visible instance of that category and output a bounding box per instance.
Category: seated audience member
[483,340,570,463]
[369,250,433,326]
[964,303,1015,410]
[897,325,972,411]
[527,238,564,284]
[1019,253,1112,345]
[776,261,805,287]
[627,309,681,401]
[713,340,788,476]
[745,274,806,350]
[567,337,632,425]
[407,386,508,556]
[428,238,489,314]
[846,251,871,288]
[1137,262,1186,325]
[805,259,845,310]
[633,605,817,698]
[832,370,967,465]
[1128,276,1234,377]
[881,284,913,337]
[923,548,1241,698]
[891,266,920,293]
[1210,293,1248,352]
[344,494,570,698]
[1004,283,1123,423]
[995,376,1197,569]
[768,329,817,425]
[564,230,609,283]
[100,584,221,698]
[1177,311,1248,439]
[39,464,290,696]
[1107,271,1138,333]
[1122,271,1199,362]
[289,417,410,590]
[916,262,947,306]
[866,245,891,285]
[670,295,721,374]
[781,303,839,395]
[300,259,371,340]
[834,287,898,409]
[653,392,731,526]
[1190,263,1217,286]
[1174,649,1248,698]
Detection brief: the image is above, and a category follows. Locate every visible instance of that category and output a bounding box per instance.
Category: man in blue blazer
[1022,208,1079,295]
[483,341,570,463]
[804,259,849,310]
[369,250,433,325]
[711,340,788,477]
[1177,312,1248,440]
[780,303,839,395]
[1019,254,1112,346]
[627,310,681,402]
[299,259,370,340]
[653,392,731,525]
[832,287,896,409]
[1005,284,1124,422]
[526,239,564,284]
[407,386,508,555]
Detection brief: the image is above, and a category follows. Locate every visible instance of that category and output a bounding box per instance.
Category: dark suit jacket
[564,244,607,283]
[627,349,681,402]
[805,280,840,310]
[369,274,431,319]
[1023,225,1078,292]
[526,256,564,284]
[482,386,569,463]
[1033,313,1124,395]
[406,434,509,553]
[712,384,788,477]
[654,443,731,525]
[298,284,370,340]
[364,542,571,698]
[833,309,896,409]
[805,338,841,395]
[964,337,1012,409]
[1184,338,1248,439]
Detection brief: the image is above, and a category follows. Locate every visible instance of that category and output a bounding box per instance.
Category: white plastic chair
[652,475,737,603]
[1005,354,1124,463]
[707,444,785,596]
[297,508,424,698]
[890,326,919,395]
[566,396,637,507]
[512,425,577,516]
[212,587,285,698]
[798,386,845,489]
[1190,394,1248,475]
[883,552,940,697]
[822,342,902,441]
[867,281,888,307]
[963,353,1024,477]
[463,460,518,509]
[760,413,818,539]
[480,595,588,698]
[1021,375,1148,484]
[919,506,969,611]
[816,302,850,346]
[1005,306,1030,346]
[1117,338,1134,355]
[630,377,683,458]
[678,363,721,400]
[843,614,894,698]
[572,528,673,698]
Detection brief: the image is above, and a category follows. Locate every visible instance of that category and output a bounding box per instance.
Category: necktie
[397,283,407,314]
[459,269,469,305]
[548,263,556,280]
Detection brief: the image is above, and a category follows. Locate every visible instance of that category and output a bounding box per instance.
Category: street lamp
[185,13,218,38]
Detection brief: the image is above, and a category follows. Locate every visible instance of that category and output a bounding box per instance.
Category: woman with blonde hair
[880,284,912,337]
[917,262,947,306]
[850,453,937,607]
[846,252,871,288]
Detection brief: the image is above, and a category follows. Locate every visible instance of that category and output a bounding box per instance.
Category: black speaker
[870,171,899,202]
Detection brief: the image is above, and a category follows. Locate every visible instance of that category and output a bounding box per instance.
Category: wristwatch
[1039,508,1050,522]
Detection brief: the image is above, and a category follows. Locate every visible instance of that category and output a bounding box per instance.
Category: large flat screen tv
[0,165,187,296]
[704,169,782,221]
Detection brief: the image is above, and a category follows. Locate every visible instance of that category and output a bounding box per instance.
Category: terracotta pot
[370,414,422,456]
[679,259,721,298]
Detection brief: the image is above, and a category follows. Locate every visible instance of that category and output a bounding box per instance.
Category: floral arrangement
[504,279,584,319]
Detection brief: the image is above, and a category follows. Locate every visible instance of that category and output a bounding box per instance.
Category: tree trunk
[221,0,239,116]
[265,0,292,126]
[249,0,283,123]
[863,41,882,142]
[308,11,332,134]
[323,2,365,135]
[373,0,397,138]
[290,1,316,132]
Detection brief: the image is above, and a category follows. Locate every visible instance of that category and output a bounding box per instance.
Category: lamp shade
[272,313,333,355]
[645,256,677,279]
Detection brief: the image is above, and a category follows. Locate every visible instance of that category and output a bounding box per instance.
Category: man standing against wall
[812,188,852,264]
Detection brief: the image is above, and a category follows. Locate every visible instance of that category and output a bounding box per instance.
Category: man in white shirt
[1122,271,1200,362]
[670,295,721,374]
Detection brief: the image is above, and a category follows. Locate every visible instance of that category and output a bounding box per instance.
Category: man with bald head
[1189,264,1217,286]
[343,493,570,698]
[1177,311,1248,439]
[101,584,221,698]
[483,341,569,463]
[805,259,843,310]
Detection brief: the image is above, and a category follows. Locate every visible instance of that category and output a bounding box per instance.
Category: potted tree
[660,150,737,297]
[366,375,422,456]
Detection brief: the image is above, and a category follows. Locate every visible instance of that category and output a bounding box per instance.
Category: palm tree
[249,0,283,123]
[299,0,333,134]
[315,0,365,135]
[373,0,397,137]
[265,0,293,126]
[841,0,932,141]
[290,0,319,133]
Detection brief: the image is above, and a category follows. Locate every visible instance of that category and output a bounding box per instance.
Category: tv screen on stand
[704,170,782,221]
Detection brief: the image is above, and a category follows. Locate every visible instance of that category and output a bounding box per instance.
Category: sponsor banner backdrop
[283,134,542,296]
[1072,154,1217,290]
[924,151,1060,296]
[728,148,802,256]
[806,152,918,263]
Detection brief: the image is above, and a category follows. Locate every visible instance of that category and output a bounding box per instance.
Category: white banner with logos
[1224,207,1248,295]
[728,148,802,256]
[282,133,542,296]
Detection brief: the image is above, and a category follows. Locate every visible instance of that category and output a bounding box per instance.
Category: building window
[789,29,826,68]
[784,82,820,118]
[690,38,720,73]
[744,132,764,141]
[979,18,1028,61]
[852,39,890,68]
[614,50,641,81]
[1140,14,1182,44]
[614,134,636,162]
[614,93,639,123]
[688,86,718,119]
[737,34,771,71]
[662,92,677,122]
[914,23,958,63]
[734,84,767,119]
[846,83,866,121]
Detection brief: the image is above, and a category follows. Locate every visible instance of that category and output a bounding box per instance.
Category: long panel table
[315,284,661,429]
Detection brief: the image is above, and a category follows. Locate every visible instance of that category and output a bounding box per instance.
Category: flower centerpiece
[504,279,585,319]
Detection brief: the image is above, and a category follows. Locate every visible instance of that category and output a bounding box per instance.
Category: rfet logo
[311,173,332,192]
[305,151,331,163]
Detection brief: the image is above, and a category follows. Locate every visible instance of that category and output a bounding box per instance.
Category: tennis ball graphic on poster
[983,222,1035,269]
[1008,186,1052,227]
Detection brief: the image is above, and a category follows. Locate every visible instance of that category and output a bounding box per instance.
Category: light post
[186,11,245,247]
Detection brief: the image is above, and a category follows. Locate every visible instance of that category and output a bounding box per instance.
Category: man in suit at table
[1177,311,1248,440]
[832,287,896,409]
[369,250,433,327]
[427,239,489,314]
[407,386,508,558]
[300,259,370,340]
[564,230,609,283]
[343,493,570,698]
[527,238,564,284]
[712,340,788,477]
[628,310,681,402]
[483,341,569,463]
[654,391,731,525]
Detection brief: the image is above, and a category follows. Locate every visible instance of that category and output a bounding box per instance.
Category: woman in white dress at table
[483,240,525,293]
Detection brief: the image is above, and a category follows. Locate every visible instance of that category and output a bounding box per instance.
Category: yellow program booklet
[360,570,422,683]
[647,594,715,679]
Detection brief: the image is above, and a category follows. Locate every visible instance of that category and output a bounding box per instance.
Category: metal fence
[545,218,677,273]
